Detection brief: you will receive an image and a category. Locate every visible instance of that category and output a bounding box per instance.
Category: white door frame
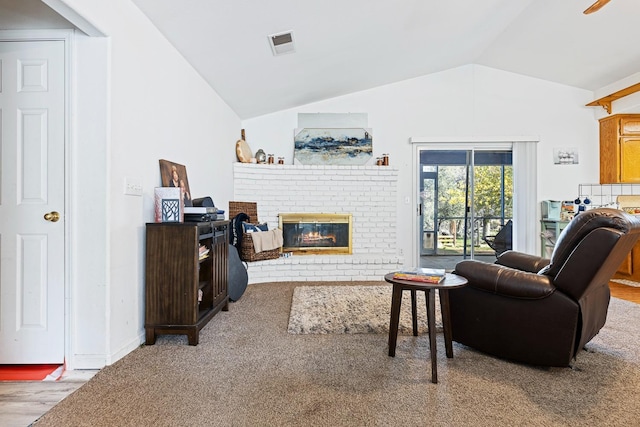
[2,6,108,369]
[0,29,74,365]
[410,136,539,266]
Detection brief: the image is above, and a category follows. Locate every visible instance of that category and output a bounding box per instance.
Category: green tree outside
[430,165,512,246]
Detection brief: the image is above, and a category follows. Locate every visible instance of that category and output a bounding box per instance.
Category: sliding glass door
[419,148,513,269]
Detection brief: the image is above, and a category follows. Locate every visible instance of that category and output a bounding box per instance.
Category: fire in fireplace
[278,213,352,255]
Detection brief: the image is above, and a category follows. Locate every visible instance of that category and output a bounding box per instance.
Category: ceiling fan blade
[584,0,611,14]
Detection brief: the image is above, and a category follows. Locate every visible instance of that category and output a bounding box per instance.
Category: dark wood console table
[145,221,229,345]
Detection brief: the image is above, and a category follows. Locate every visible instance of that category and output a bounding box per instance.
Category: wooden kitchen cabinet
[600,114,640,183]
[145,221,229,345]
[614,239,640,282]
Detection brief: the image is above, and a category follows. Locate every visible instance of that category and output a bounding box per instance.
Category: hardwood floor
[609,281,640,303]
[0,282,638,427]
[0,369,97,427]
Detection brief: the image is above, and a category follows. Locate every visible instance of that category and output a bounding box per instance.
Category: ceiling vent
[268,30,295,56]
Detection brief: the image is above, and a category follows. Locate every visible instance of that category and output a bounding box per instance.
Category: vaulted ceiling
[130,0,640,119]
[2,1,640,119]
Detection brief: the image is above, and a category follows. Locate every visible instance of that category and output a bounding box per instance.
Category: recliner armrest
[495,250,550,273]
[454,260,556,299]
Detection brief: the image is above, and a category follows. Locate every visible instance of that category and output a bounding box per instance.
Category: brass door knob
[44,211,60,222]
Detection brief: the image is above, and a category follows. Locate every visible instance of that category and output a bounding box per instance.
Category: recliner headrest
[539,208,640,277]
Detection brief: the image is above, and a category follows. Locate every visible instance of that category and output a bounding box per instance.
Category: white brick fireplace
[233,163,404,283]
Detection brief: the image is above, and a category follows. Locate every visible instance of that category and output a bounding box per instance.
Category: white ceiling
[129,0,640,119]
[2,1,640,119]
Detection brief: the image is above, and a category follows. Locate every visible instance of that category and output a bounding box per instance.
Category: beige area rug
[287,285,442,334]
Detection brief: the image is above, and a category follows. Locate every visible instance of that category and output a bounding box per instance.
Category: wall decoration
[293,128,373,165]
[553,148,579,165]
[154,187,184,222]
[159,159,193,206]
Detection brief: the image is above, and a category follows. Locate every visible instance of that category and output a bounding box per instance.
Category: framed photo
[159,159,193,206]
[553,148,579,165]
[154,187,184,222]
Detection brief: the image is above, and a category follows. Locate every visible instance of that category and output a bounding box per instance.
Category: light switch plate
[124,176,143,196]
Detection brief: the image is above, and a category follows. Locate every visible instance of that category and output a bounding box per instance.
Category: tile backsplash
[577,183,640,207]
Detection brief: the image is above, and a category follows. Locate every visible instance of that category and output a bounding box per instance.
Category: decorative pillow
[242,222,268,233]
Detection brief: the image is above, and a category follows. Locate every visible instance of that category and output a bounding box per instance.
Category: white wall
[61,0,240,368]
[70,32,109,368]
[241,64,599,264]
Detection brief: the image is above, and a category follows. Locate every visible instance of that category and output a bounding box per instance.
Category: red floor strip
[0,364,62,381]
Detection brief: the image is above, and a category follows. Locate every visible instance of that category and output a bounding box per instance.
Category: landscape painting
[293,128,373,165]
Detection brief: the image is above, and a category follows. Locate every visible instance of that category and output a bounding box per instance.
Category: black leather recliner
[449,208,640,366]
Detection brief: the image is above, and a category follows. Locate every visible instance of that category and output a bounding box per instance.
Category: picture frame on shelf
[159,159,193,206]
[154,187,184,222]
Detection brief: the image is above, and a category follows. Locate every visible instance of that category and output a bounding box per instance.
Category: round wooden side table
[384,272,468,384]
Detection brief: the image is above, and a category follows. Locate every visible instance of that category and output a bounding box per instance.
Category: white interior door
[0,40,65,364]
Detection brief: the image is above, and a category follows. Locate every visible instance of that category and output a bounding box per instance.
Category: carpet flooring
[34,281,640,426]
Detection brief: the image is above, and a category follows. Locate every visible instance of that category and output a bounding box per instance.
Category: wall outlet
[124,176,143,196]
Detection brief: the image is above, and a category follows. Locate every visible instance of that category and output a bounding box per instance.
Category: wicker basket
[229,201,259,224]
[229,201,280,262]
